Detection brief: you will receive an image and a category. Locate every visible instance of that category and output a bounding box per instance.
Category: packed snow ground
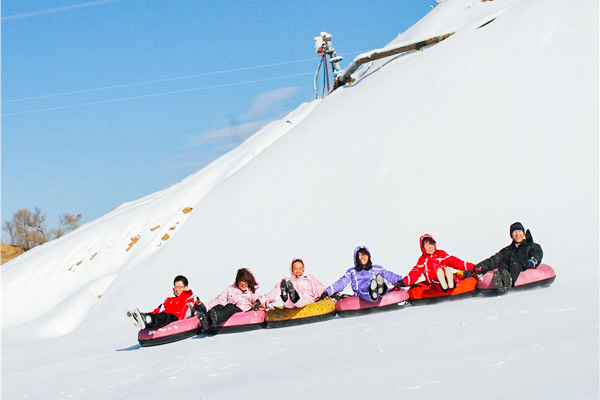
[2,0,598,398]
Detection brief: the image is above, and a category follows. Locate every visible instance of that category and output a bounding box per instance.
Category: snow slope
[2,0,598,398]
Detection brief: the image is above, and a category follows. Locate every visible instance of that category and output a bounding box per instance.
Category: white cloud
[186,119,271,148]
[244,87,299,119]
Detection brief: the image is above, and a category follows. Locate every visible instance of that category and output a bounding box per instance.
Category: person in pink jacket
[199,268,262,332]
[260,258,326,309]
[399,234,474,292]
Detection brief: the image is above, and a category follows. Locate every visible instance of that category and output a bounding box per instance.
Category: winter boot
[492,270,506,294]
[376,274,387,296]
[445,268,455,290]
[280,279,289,302]
[368,278,379,301]
[133,308,147,329]
[197,308,209,330]
[287,280,300,303]
[437,268,449,293]
[501,269,513,292]
[208,309,219,332]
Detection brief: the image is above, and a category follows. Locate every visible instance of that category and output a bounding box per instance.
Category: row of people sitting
[128,221,543,333]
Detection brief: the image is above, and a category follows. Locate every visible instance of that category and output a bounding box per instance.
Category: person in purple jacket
[319,246,403,302]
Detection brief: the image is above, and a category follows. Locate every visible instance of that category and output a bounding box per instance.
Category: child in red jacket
[399,234,474,292]
[127,275,200,329]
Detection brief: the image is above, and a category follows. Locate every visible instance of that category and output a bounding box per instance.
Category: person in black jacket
[473,222,543,294]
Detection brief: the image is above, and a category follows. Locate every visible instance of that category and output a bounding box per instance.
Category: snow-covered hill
[2,0,598,398]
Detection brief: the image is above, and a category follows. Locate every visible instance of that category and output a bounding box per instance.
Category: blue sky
[1,0,434,232]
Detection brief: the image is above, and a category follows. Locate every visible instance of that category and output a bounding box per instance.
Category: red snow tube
[216,310,266,333]
[477,264,556,292]
[335,290,409,316]
[138,316,200,347]
[408,276,478,303]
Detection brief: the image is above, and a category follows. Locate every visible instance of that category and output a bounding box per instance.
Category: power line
[3,72,314,117]
[3,51,364,105]
[2,57,317,104]
[2,0,121,22]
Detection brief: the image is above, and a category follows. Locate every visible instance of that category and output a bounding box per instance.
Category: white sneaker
[126,310,138,327]
[133,308,146,329]
[446,268,455,290]
[436,268,448,291]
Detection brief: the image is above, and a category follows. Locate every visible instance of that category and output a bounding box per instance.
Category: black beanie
[510,222,525,236]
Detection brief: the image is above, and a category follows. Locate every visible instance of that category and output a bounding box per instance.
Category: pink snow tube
[477,264,556,291]
[138,317,200,346]
[335,290,409,315]
[218,310,266,333]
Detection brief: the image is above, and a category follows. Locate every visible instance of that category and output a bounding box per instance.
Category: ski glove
[394,280,405,290]
[527,259,537,269]
[252,299,261,311]
[317,291,329,301]
[195,301,207,314]
[330,292,342,300]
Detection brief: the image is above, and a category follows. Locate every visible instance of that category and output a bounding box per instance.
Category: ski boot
[280,279,289,302]
[492,270,506,294]
[500,269,513,292]
[286,280,300,303]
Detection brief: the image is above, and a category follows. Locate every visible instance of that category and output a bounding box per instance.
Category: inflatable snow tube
[335,290,409,317]
[477,264,556,292]
[408,276,478,304]
[265,299,336,328]
[138,316,200,347]
[216,310,266,334]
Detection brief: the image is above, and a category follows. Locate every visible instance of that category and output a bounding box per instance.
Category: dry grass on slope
[1,243,24,264]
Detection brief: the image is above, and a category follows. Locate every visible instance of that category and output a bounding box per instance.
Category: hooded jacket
[401,234,474,286]
[474,229,543,274]
[152,289,198,320]
[207,283,261,312]
[260,259,326,308]
[325,246,402,298]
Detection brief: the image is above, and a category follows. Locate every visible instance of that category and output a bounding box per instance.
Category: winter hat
[509,222,525,236]
[421,236,436,248]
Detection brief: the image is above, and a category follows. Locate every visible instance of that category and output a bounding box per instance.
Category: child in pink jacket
[200,268,262,332]
[261,258,326,309]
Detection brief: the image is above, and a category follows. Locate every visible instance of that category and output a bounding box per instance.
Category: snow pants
[498,262,532,286]
[209,303,242,326]
[147,312,178,329]
[282,295,315,309]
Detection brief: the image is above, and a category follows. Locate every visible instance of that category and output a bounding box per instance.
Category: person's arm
[152,300,166,314]
[206,286,230,311]
[402,258,426,286]
[474,246,509,272]
[378,267,403,285]
[258,283,281,306]
[180,293,200,319]
[325,269,352,296]
[527,242,543,268]
[441,254,474,271]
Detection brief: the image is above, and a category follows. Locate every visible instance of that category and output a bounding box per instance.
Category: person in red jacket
[398,234,474,292]
[127,275,200,329]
